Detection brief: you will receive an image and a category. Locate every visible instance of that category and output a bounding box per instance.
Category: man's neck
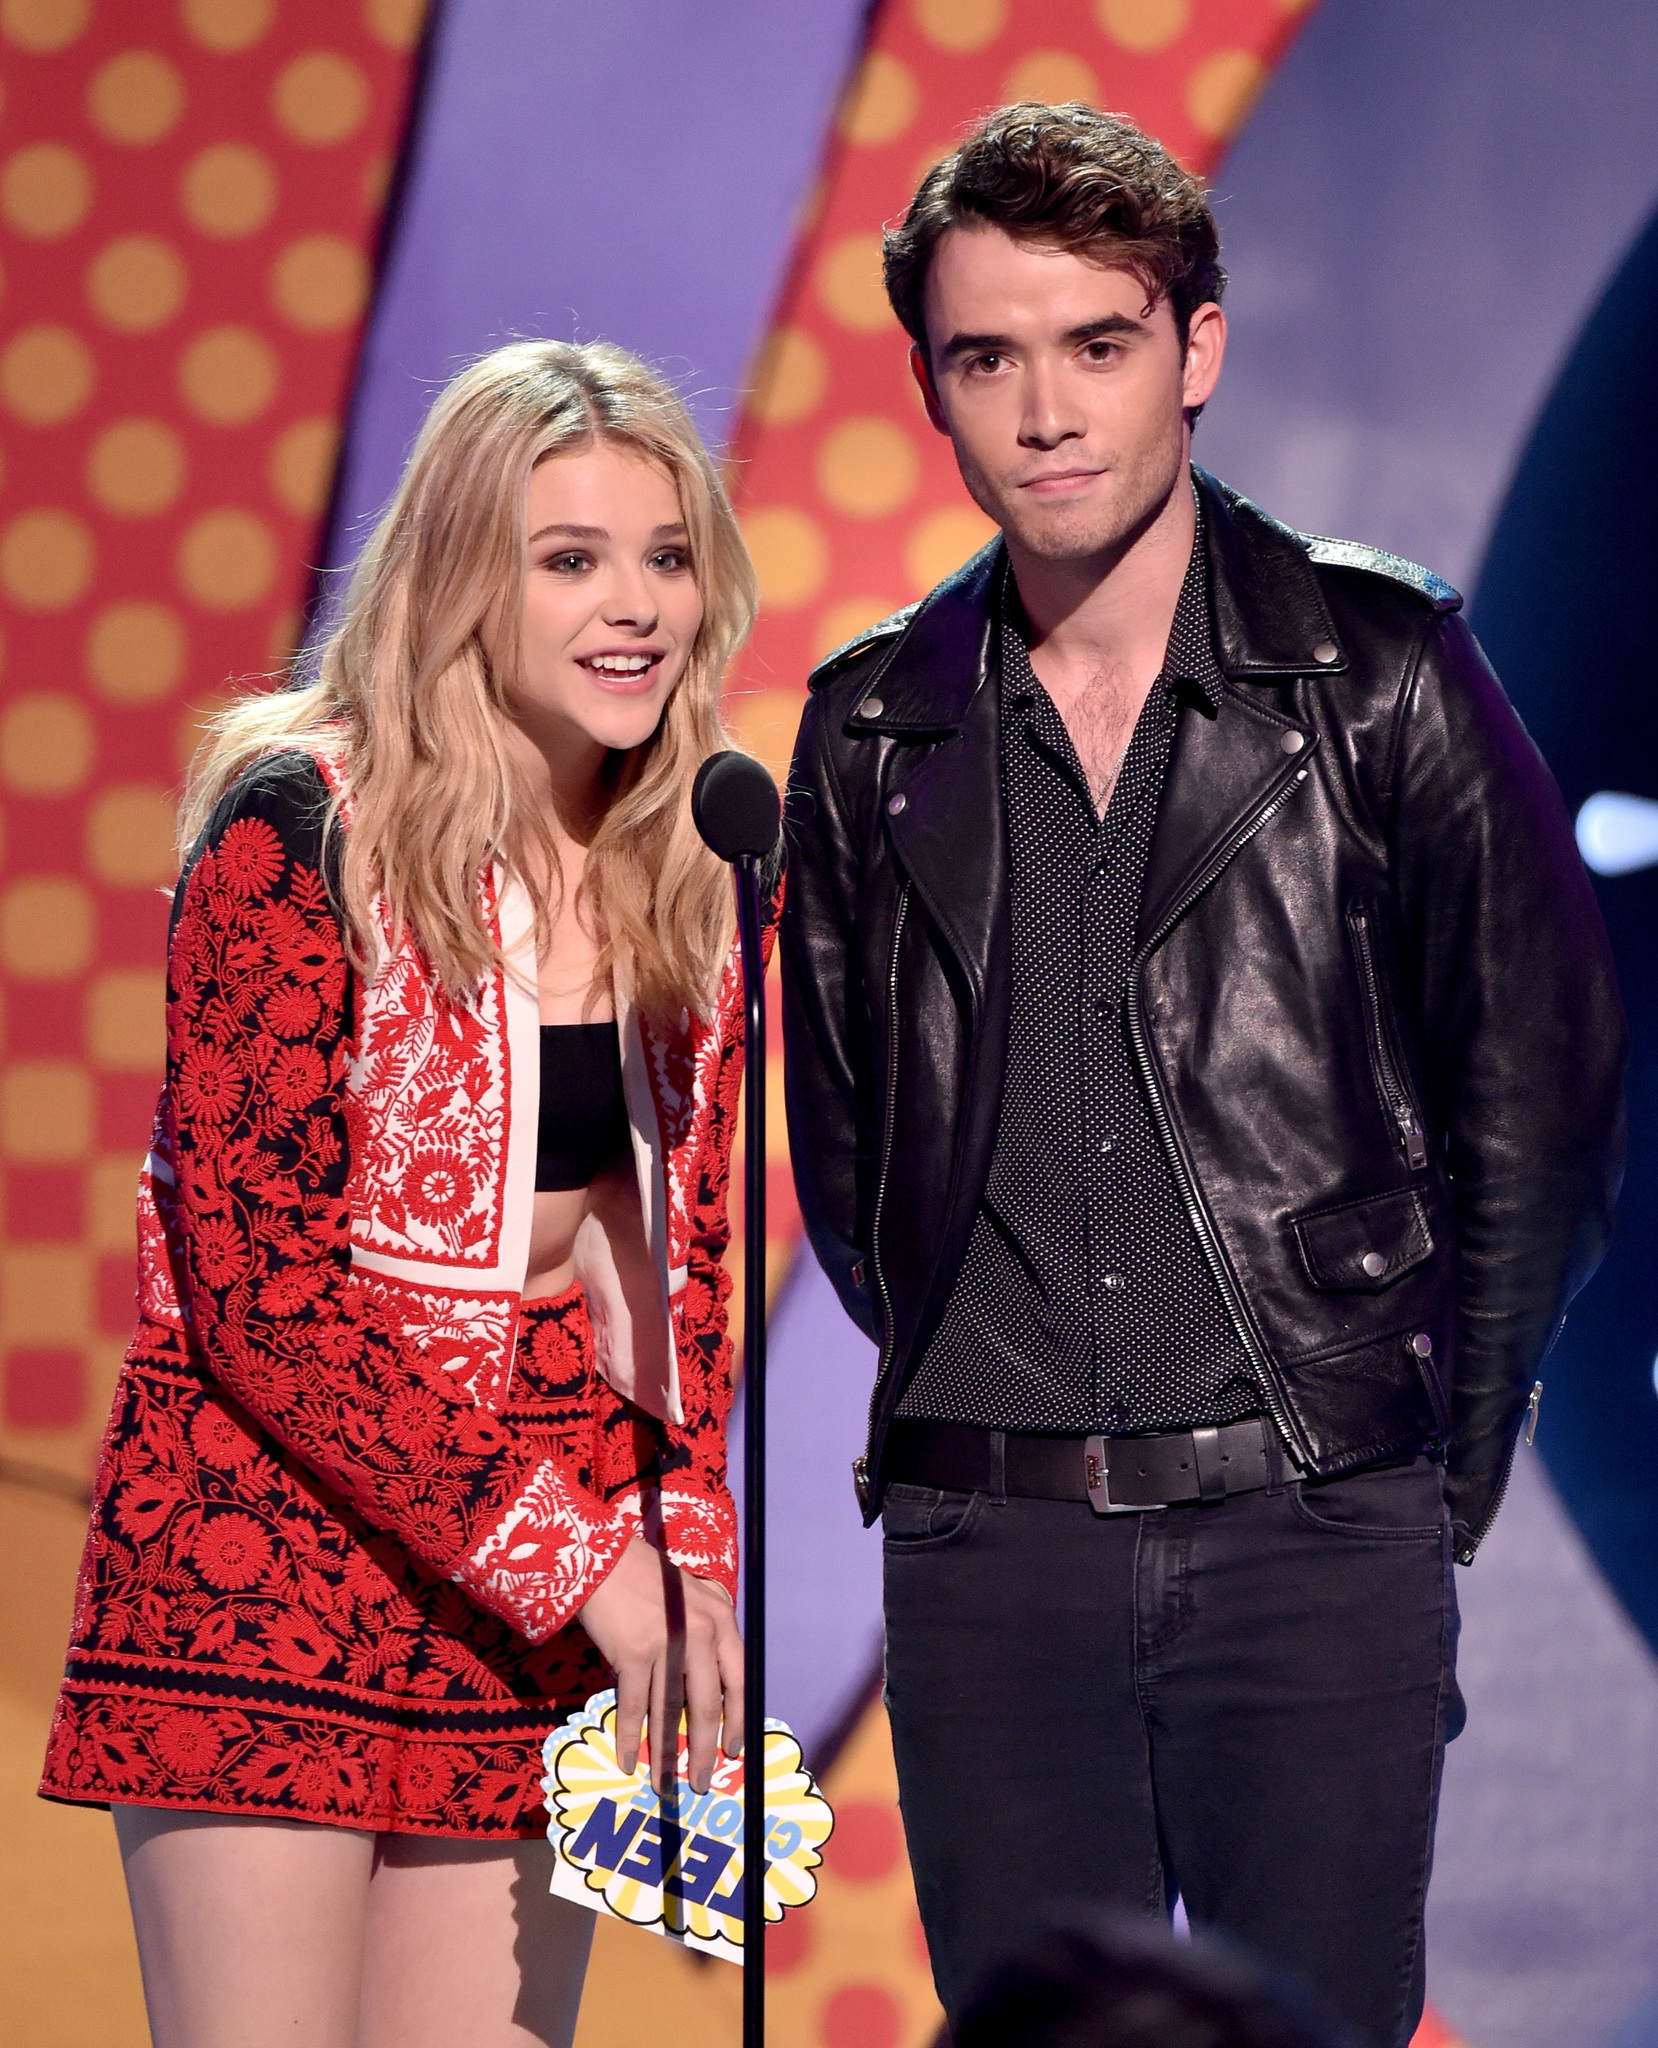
[1008,461,1197,698]
[1005,459,1198,815]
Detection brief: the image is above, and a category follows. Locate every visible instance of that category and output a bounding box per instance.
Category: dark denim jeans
[881,1452,1463,2047]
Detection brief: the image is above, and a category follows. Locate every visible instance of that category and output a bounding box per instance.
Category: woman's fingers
[681,1612,725,1792]
[648,1641,673,1792]
[613,1658,650,1779]
[714,1604,745,1762]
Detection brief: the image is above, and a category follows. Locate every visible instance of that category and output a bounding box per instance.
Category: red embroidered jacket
[136,752,764,1645]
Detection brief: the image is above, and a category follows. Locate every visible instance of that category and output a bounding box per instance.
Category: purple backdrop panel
[1199,0,1658,596]
[731,1250,883,1764]
[327,0,868,563]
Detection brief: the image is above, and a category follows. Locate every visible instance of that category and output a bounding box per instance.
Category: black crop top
[536,1022,630,1191]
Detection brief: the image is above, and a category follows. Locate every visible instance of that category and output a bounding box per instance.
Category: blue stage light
[1576,792,1658,876]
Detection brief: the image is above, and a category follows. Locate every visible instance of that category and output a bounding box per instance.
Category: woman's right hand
[577,1536,744,1795]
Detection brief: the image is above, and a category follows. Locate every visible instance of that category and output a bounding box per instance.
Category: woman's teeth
[585,654,654,675]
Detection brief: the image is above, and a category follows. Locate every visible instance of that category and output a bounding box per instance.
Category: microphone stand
[735,850,767,2048]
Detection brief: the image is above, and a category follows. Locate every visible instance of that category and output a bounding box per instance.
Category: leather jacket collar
[822,468,1350,744]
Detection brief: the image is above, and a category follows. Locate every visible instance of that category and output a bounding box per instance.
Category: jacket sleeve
[1390,614,1627,1560]
[655,880,783,1604]
[780,691,880,1341]
[164,762,631,1642]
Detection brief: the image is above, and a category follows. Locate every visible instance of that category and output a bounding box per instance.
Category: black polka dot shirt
[898,508,1261,1436]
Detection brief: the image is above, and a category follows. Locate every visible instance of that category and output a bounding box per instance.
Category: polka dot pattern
[0,7,423,1465]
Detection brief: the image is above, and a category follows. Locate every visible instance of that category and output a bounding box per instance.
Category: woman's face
[508,438,704,758]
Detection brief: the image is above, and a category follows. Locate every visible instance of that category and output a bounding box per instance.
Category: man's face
[915,224,1225,567]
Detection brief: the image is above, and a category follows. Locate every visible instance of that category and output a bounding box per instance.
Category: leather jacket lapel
[1132,474,1335,950]
[1137,686,1314,953]
[853,540,1007,1017]
[883,667,1006,1016]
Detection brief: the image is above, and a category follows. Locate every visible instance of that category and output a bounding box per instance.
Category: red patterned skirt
[40,1285,663,1838]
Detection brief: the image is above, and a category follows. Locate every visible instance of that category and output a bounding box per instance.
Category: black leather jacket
[781,470,1626,1561]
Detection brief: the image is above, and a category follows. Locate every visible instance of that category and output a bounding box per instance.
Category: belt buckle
[1085,1435,1164,1516]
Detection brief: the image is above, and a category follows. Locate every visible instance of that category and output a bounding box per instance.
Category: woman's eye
[649,548,690,573]
[545,552,590,574]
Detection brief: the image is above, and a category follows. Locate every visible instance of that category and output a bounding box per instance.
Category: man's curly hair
[883,102,1225,356]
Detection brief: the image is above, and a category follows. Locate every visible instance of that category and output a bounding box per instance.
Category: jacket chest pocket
[1291,1186,1434,1291]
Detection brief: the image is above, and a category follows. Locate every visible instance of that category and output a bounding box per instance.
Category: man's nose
[1018,361,1085,449]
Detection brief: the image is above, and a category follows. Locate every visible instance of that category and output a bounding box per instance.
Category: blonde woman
[41,341,769,2048]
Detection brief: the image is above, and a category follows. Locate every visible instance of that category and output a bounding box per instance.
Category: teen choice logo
[541,1689,834,1964]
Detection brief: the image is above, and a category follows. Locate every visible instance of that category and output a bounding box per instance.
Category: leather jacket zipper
[1349,902,1428,1170]
[1125,765,1313,1458]
[864,881,911,1457]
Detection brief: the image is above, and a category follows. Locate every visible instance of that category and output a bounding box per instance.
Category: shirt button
[1100,1135,1118,1156]
[1361,1251,1386,1277]
[887,792,907,815]
[1093,995,1112,1015]
[1100,1272,1127,1292]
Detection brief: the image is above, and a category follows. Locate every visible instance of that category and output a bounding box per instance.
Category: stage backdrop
[5,2,1656,2046]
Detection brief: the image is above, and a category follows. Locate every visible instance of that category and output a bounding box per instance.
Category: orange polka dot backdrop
[0,0,426,1475]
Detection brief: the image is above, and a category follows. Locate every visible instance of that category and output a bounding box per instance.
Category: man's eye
[971,353,1003,374]
[1084,342,1120,362]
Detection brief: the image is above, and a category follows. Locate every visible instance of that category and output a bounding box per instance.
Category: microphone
[692,750,781,865]
[692,749,777,2044]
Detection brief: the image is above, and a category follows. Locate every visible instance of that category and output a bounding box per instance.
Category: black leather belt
[883,1416,1276,1514]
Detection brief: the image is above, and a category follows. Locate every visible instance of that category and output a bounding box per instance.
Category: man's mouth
[1018,467,1106,495]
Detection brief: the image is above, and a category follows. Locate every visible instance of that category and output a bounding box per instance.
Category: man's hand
[577,1536,744,1794]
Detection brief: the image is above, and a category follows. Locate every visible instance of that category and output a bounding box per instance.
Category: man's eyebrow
[937,312,1146,367]
[1062,312,1145,345]
[937,330,1012,366]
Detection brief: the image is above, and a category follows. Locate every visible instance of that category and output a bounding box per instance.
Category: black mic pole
[735,846,767,2048]
[689,751,782,2048]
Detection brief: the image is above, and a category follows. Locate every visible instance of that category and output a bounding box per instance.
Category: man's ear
[909,343,950,435]
[1180,301,1227,413]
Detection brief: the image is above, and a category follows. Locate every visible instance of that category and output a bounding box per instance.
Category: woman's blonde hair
[179,339,759,1020]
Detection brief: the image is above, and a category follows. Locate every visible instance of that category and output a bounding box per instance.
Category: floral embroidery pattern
[354,1271,520,1411]
[40,759,759,1835]
[453,1460,634,1645]
[149,794,562,1588]
[658,1487,740,1592]
[43,1319,610,1836]
[346,899,510,1269]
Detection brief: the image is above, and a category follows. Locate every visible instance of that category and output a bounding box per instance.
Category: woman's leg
[113,1806,376,2048]
[357,1836,595,2048]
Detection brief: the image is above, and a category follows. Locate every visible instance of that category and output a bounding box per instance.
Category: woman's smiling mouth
[577,649,665,691]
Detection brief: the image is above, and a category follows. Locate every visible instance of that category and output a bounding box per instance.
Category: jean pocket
[880,1484,983,1551]
[1290,1456,1447,1540]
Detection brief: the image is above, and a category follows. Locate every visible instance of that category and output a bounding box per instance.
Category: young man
[780,104,1626,2046]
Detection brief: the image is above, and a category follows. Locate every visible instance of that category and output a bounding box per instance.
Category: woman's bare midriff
[522,1186,591,1300]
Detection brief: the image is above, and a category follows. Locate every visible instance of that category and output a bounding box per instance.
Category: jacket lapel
[1136,686,1311,951]
[850,542,1007,1017]
[854,485,1333,972]
[1133,473,1336,947]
